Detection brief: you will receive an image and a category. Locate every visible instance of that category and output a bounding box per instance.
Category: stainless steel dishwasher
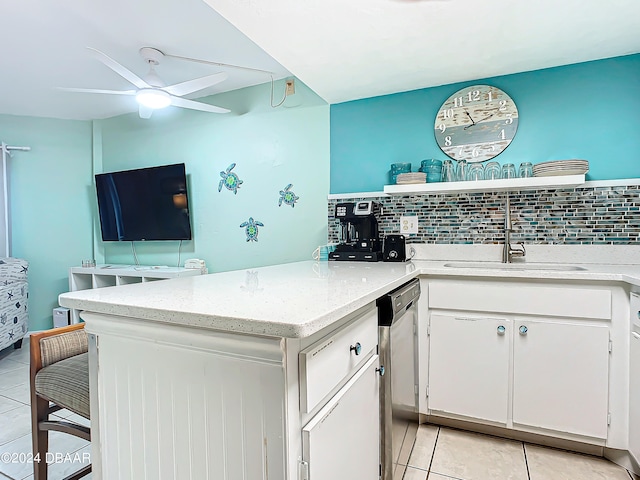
[377,278,420,480]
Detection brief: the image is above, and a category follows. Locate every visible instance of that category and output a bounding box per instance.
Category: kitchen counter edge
[59,260,640,339]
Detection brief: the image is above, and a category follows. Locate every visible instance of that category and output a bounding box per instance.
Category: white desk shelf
[68,264,202,323]
[383,174,585,195]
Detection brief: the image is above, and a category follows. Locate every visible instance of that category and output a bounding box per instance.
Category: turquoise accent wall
[330,54,640,193]
[0,80,327,332]
[4,55,636,330]
[97,80,330,272]
[1,114,93,331]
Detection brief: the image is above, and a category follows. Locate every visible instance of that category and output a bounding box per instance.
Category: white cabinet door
[428,314,510,424]
[631,328,640,465]
[513,319,610,438]
[302,355,380,480]
[629,293,640,465]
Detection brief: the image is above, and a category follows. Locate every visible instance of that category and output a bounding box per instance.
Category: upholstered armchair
[0,257,28,352]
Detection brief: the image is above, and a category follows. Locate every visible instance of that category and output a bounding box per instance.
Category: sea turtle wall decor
[240,217,264,242]
[278,183,299,207]
[218,163,243,194]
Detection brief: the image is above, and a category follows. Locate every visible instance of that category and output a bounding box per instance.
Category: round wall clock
[434,85,519,163]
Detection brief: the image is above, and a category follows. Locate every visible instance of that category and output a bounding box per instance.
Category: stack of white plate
[396,172,427,184]
[533,159,589,177]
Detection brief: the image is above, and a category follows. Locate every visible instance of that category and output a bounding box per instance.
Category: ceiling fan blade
[87,47,150,89]
[139,105,154,119]
[163,72,228,97]
[170,96,231,114]
[58,87,136,95]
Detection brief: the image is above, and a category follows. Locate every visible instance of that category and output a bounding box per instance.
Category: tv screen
[95,163,192,241]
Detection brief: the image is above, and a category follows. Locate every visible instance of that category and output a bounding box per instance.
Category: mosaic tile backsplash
[328,185,640,245]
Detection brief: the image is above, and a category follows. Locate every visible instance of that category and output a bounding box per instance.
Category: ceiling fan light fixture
[136,88,171,109]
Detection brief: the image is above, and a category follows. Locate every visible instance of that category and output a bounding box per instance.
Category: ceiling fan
[61,47,231,118]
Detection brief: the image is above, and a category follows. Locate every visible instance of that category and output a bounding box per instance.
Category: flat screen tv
[95,163,192,241]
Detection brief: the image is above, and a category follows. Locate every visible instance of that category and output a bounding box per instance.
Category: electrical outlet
[400,215,419,234]
[285,79,295,96]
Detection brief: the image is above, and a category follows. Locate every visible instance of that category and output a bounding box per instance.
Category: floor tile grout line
[0,362,28,374]
[522,441,531,480]
[0,395,30,406]
[0,403,28,416]
[0,393,26,404]
[0,461,20,480]
[425,426,441,479]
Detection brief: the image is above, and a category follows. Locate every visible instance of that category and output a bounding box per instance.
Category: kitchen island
[59,259,640,479]
[59,261,417,480]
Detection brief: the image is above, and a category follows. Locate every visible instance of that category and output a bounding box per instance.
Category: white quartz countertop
[59,259,640,339]
[414,260,640,285]
[60,261,418,338]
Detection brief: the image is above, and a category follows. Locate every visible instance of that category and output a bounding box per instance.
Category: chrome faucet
[502,195,526,263]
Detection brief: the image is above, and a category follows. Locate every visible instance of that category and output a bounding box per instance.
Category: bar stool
[30,323,91,480]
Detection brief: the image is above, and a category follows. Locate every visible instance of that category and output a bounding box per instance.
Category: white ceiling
[0,0,291,120]
[204,0,640,104]
[1,0,639,121]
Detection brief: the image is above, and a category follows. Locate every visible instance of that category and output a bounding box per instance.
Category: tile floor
[0,341,91,480]
[403,424,640,480]
[0,339,638,480]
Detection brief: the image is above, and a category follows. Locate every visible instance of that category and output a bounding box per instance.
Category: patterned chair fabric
[30,324,91,479]
[39,329,88,367]
[35,352,90,419]
[0,257,28,351]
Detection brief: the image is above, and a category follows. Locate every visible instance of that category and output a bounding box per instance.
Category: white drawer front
[299,306,378,413]
[429,281,611,320]
[302,355,380,480]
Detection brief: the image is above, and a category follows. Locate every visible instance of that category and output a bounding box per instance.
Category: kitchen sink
[443,262,587,271]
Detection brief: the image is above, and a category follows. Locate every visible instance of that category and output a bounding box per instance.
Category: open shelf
[383,174,585,195]
[93,274,117,289]
[68,265,203,323]
[117,275,143,286]
[70,273,93,291]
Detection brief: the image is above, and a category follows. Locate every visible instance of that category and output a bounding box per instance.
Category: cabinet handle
[350,342,362,355]
[376,366,385,376]
[497,325,506,335]
[633,332,640,340]
[519,325,528,335]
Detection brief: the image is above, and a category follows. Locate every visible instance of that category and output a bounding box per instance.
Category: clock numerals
[434,85,518,163]
[467,90,480,102]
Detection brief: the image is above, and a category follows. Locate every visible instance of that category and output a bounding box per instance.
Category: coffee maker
[329,201,382,262]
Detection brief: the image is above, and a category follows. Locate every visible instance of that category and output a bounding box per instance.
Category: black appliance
[95,163,192,241]
[329,201,382,262]
[383,234,407,262]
